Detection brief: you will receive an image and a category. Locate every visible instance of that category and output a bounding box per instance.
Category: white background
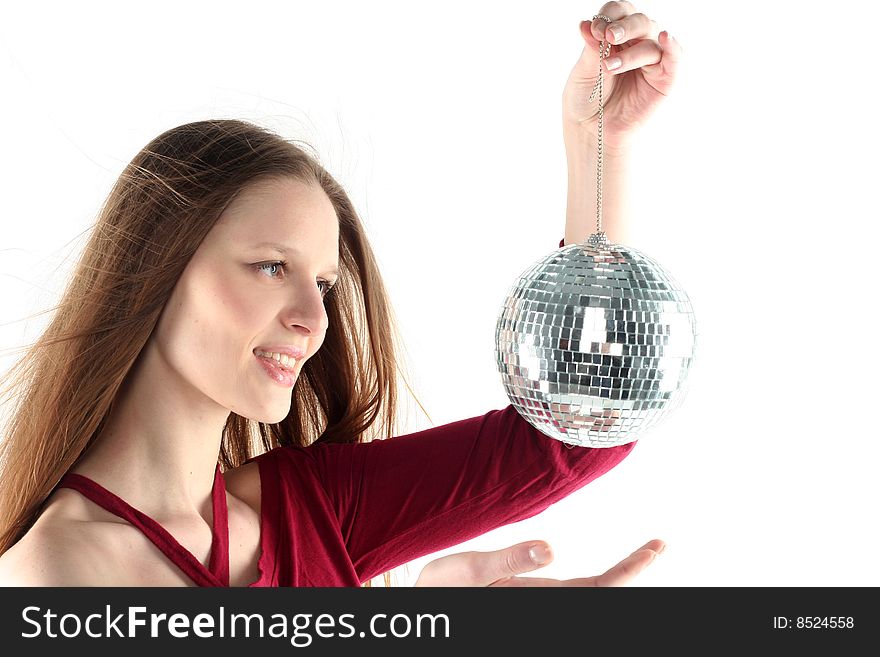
[1,1,878,587]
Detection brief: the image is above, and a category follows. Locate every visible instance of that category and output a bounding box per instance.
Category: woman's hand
[414,538,665,587]
[562,1,682,149]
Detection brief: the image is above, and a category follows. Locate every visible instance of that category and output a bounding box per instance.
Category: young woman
[0,3,679,587]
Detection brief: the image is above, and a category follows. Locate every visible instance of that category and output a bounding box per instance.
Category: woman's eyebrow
[250,240,292,255]
[250,241,339,276]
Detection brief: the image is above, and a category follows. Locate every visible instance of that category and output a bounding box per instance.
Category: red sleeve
[306,404,634,582]
[560,237,565,247]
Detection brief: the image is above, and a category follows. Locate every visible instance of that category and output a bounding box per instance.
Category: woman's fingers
[490,576,567,587]
[592,539,666,587]
[635,538,666,554]
[490,539,666,587]
[590,0,635,41]
[653,31,683,75]
[418,539,664,586]
[594,11,661,46]
[602,35,663,74]
[416,540,555,587]
[477,541,555,584]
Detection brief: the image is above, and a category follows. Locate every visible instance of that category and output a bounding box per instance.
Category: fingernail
[529,544,551,565]
[609,26,624,43]
[605,56,622,71]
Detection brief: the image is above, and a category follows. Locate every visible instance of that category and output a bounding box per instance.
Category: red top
[55,405,634,586]
[57,463,230,587]
[55,237,637,587]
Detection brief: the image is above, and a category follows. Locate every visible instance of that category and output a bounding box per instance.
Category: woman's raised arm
[560,3,681,246]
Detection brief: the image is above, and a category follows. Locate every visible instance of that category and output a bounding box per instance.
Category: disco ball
[494,232,697,448]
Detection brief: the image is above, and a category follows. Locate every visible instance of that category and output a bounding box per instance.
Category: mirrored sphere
[495,233,698,448]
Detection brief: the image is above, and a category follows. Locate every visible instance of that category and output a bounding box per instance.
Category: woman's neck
[71,341,232,521]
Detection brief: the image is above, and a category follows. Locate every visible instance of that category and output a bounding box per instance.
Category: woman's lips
[254,353,297,387]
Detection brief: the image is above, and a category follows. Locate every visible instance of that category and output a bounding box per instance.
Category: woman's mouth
[254,349,298,387]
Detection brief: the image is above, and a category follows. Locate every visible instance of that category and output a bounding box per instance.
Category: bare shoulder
[0,462,265,587]
[224,459,262,513]
[0,514,111,586]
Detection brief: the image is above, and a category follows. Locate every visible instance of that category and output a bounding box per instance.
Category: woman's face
[149,176,340,423]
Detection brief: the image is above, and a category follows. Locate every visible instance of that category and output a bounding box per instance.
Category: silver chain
[588,14,613,241]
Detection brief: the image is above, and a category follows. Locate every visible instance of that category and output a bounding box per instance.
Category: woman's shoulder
[224,458,262,513]
[227,442,326,494]
[0,491,117,586]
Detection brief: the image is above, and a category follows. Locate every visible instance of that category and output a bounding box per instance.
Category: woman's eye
[255,261,336,297]
[256,261,287,279]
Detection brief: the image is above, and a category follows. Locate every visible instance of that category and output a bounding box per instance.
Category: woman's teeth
[255,349,297,369]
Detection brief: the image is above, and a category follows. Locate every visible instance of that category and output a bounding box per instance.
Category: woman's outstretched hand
[414,538,665,587]
[562,1,682,149]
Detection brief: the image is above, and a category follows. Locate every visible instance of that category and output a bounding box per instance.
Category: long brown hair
[0,118,429,586]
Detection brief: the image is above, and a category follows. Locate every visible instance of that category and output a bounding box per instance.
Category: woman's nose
[282,283,330,336]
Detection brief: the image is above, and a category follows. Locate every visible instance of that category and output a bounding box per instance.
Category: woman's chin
[237,398,293,425]
[262,406,292,425]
